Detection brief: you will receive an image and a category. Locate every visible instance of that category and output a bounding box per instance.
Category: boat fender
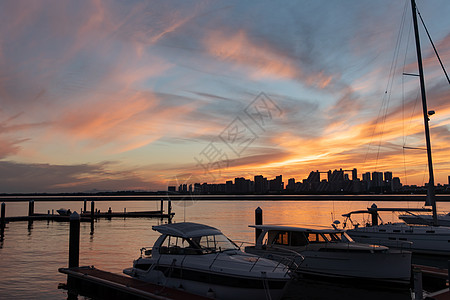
[206,288,216,298]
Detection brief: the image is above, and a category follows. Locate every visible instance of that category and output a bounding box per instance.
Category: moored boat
[123,222,291,300]
[245,224,411,284]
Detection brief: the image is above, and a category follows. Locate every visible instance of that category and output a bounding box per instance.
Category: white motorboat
[344,0,450,255]
[123,222,291,300]
[245,224,411,284]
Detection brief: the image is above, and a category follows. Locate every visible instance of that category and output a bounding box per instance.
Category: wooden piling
[83,200,87,213]
[255,207,263,243]
[413,267,423,300]
[160,199,164,214]
[1,202,5,238]
[448,260,450,290]
[168,200,172,215]
[90,201,95,234]
[69,212,80,269]
[90,201,95,220]
[28,200,35,216]
[168,200,172,223]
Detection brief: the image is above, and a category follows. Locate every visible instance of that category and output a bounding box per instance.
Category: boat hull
[347,224,450,255]
[124,264,288,300]
[246,246,411,283]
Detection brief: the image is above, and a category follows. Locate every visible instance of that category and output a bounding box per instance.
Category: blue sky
[0,0,449,192]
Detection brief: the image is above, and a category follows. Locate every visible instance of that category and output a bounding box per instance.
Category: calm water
[1,199,449,299]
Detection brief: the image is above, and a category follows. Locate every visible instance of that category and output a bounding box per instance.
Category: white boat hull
[246,247,411,283]
[125,265,287,300]
[347,224,450,255]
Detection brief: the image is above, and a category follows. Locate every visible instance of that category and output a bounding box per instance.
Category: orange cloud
[203,29,334,89]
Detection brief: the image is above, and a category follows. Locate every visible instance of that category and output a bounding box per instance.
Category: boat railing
[203,250,291,276]
[269,245,303,272]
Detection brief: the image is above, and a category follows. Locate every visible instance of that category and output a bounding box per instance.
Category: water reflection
[283,278,411,300]
[2,200,450,300]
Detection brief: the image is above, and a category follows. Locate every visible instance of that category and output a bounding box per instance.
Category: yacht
[344,0,450,255]
[343,204,450,255]
[123,222,291,300]
[245,224,411,284]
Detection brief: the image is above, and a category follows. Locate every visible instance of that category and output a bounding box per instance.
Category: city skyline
[1,1,449,193]
[168,168,450,195]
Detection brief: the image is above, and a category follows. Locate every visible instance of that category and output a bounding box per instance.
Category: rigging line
[374,1,409,170]
[417,7,450,85]
[402,146,408,185]
[402,11,413,182]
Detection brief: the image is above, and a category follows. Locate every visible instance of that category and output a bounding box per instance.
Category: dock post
[448,261,450,291]
[160,199,164,214]
[28,200,35,216]
[90,201,95,220]
[69,212,80,269]
[90,201,95,234]
[83,199,87,213]
[1,202,5,239]
[255,207,263,243]
[413,267,423,300]
[168,200,172,223]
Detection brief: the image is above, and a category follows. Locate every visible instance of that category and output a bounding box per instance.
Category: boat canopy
[152,222,223,238]
[342,207,432,218]
[249,224,343,233]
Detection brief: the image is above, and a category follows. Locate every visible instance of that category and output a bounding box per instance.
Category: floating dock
[4,210,174,223]
[59,266,212,300]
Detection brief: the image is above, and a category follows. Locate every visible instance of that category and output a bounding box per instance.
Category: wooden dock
[413,264,450,299]
[59,266,212,300]
[4,211,174,223]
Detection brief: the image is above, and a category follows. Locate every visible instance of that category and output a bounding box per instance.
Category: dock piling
[1,202,5,239]
[255,207,263,243]
[90,201,95,234]
[448,260,450,289]
[28,200,34,216]
[69,212,80,268]
[83,199,87,213]
[413,267,423,300]
[168,200,172,223]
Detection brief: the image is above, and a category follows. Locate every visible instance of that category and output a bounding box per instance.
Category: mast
[410,0,438,226]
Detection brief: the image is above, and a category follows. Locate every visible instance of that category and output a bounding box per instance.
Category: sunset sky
[1,0,449,193]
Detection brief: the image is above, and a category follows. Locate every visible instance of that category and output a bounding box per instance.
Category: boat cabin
[250,225,354,250]
[146,222,240,258]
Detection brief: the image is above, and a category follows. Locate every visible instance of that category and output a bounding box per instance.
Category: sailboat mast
[410,0,438,226]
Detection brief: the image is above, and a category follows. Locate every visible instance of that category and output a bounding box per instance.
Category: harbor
[2,199,450,299]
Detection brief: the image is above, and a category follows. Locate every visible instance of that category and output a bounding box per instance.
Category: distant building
[372,172,383,188]
[226,180,233,193]
[269,175,283,192]
[384,172,393,182]
[254,175,268,194]
[362,172,371,182]
[168,186,176,192]
[234,177,250,193]
[392,177,402,191]
[352,168,358,181]
[286,178,296,191]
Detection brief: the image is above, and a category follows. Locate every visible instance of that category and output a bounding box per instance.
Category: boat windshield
[193,234,240,253]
